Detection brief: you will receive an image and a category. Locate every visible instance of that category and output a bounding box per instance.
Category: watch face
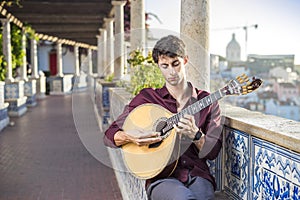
[193,131,202,141]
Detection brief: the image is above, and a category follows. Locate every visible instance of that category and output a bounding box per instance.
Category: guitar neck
[162,89,225,134]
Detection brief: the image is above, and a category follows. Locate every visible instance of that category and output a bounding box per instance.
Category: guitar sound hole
[149,119,167,149]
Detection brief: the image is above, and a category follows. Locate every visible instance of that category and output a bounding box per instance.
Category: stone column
[96,35,102,77]
[88,48,93,75]
[30,38,39,79]
[74,45,80,76]
[56,42,64,77]
[21,32,28,81]
[99,28,107,77]
[130,0,145,53]
[112,0,126,80]
[181,0,210,90]
[104,18,114,76]
[24,33,37,106]
[1,19,13,82]
[49,42,73,95]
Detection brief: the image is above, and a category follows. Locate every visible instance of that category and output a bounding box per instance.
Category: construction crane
[212,24,258,58]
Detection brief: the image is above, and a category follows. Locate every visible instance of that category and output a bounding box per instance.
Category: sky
[145,0,300,64]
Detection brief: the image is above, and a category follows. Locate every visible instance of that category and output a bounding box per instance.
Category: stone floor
[0,94,122,200]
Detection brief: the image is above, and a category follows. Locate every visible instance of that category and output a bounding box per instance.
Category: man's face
[157,55,188,86]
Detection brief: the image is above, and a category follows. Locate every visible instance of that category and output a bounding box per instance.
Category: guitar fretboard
[161,89,224,134]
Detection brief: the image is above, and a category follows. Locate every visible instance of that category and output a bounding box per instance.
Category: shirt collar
[158,84,170,98]
[158,82,199,100]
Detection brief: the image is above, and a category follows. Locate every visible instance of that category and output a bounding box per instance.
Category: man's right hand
[114,130,162,147]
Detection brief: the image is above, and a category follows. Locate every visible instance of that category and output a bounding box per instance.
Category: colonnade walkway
[0,93,123,200]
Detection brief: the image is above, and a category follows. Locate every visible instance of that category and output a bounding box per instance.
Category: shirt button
[183,160,186,164]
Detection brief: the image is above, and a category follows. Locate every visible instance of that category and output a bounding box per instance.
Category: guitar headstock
[222,74,263,96]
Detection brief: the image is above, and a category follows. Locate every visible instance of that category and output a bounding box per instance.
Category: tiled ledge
[222,104,300,153]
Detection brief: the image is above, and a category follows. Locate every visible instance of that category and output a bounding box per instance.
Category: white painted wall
[37,45,52,72]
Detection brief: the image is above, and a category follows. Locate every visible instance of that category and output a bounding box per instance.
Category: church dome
[226,33,241,61]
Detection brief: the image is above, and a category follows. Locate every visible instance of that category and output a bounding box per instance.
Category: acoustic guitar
[121,74,262,179]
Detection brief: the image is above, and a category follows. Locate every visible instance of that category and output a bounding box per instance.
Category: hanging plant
[127,49,165,95]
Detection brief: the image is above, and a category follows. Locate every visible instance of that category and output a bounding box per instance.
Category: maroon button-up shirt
[104,83,223,190]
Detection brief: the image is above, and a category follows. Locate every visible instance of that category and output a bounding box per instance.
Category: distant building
[295,64,300,74]
[269,67,288,80]
[210,54,228,73]
[265,99,300,121]
[269,66,299,82]
[226,33,241,62]
[273,82,299,102]
[210,54,220,72]
[247,54,295,75]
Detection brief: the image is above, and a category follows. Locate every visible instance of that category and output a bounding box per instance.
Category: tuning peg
[247,90,253,93]
[242,91,248,95]
[247,86,253,89]
[241,74,248,79]
[237,77,244,83]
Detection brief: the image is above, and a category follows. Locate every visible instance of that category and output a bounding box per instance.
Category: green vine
[0,28,8,81]
[0,23,36,81]
[11,24,24,78]
[127,49,165,95]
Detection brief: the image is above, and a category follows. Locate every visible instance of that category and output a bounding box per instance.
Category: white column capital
[0,18,11,24]
[104,17,114,24]
[112,0,126,6]
[99,28,106,32]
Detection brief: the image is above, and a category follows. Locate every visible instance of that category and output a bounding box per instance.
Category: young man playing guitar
[104,35,223,200]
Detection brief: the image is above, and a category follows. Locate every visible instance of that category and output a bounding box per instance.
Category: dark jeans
[147,176,215,200]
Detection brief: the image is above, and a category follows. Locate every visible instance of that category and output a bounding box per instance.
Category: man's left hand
[173,114,199,140]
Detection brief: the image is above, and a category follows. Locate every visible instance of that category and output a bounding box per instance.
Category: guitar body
[122,103,177,179]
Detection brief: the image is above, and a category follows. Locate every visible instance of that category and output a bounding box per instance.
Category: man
[104,35,222,200]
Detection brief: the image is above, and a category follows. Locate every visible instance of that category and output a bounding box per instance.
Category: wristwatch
[193,130,203,141]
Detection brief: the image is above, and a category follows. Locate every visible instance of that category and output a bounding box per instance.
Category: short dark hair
[152,35,186,63]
